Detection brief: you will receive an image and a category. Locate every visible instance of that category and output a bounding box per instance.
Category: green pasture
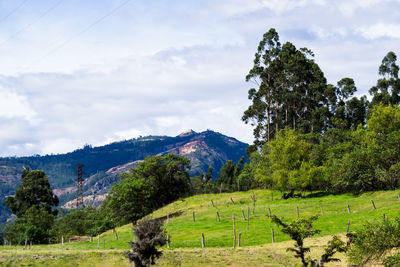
[1,189,399,266]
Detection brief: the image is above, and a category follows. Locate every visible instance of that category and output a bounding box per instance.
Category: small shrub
[125,219,166,267]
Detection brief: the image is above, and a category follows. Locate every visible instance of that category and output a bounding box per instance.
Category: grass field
[1,189,399,266]
[0,235,349,266]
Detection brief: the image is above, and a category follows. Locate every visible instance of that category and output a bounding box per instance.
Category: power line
[0,0,29,24]
[19,0,132,73]
[0,0,64,47]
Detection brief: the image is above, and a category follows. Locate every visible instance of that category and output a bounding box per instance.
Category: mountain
[0,129,248,223]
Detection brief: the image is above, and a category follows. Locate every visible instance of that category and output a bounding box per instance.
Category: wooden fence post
[347,204,351,214]
[216,211,220,222]
[320,206,323,216]
[193,211,195,222]
[383,214,386,221]
[271,228,275,243]
[371,200,376,210]
[346,220,350,233]
[61,235,64,249]
[97,234,100,249]
[113,228,118,240]
[233,214,236,248]
[230,197,235,204]
[297,206,299,217]
[167,235,170,248]
[238,233,241,247]
[252,192,256,214]
[201,233,205,248]
[247,207,250,231]
[219,183,223,193]
[211,200,214,207]
[242,210,246,220]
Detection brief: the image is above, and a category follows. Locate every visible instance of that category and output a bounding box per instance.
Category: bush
[125,219,166,267]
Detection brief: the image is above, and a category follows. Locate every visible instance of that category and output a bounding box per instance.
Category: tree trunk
[267,109,271,142]
[285,107,288,125]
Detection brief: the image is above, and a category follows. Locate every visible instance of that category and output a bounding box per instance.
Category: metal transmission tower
[75,164,85,209]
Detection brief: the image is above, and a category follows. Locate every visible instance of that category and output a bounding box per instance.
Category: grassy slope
[1,189,399,266]
[155,189,400,248]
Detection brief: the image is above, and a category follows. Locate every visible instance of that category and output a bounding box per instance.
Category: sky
[0,0,399,156]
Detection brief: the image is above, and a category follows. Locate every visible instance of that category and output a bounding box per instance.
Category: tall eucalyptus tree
[243,28,329,147]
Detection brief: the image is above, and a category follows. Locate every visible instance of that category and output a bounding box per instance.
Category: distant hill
[0,130,248,223]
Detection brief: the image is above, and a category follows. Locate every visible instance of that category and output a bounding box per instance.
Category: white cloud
[338,0,382,16]
[310,27,348,39]
[357,23,400,39]
[0,86,36,120]
[215,0,326,16]
[0,0,399,157]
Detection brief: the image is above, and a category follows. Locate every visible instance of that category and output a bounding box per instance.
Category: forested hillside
[0,130,247,223]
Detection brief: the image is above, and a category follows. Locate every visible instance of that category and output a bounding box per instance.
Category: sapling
[270,215,346,267]
[125,219,166,267]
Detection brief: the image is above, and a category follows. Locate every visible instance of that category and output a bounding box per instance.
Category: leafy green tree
[3,168,58,244]
[330,105,400,192]
[216,160,235,188]
[327,78,368,130]
[370,51,400,106]
[5,167,59,217]
[205,166,212,182]
[104,154,191,225]
[236,162,258,191]
[190,175,205,195]
[245,149,273,188]
[267,128,313,192]
[103,177,152,226]
[216,157,245,191]
[126,154,191,209]
[270,215,346,266]
[51,206,105,240]
[348,217,400,266]
[5,206,55,244]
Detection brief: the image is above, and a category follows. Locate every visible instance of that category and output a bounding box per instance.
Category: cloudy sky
[0,0,399,156]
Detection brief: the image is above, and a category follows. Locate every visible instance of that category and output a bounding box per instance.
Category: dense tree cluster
[190,157,255,194]
[242,28,368,151]
[242,28,400,194]
[248,104,400,193]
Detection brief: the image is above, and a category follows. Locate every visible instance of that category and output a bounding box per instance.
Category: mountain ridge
[0,129,248,222]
